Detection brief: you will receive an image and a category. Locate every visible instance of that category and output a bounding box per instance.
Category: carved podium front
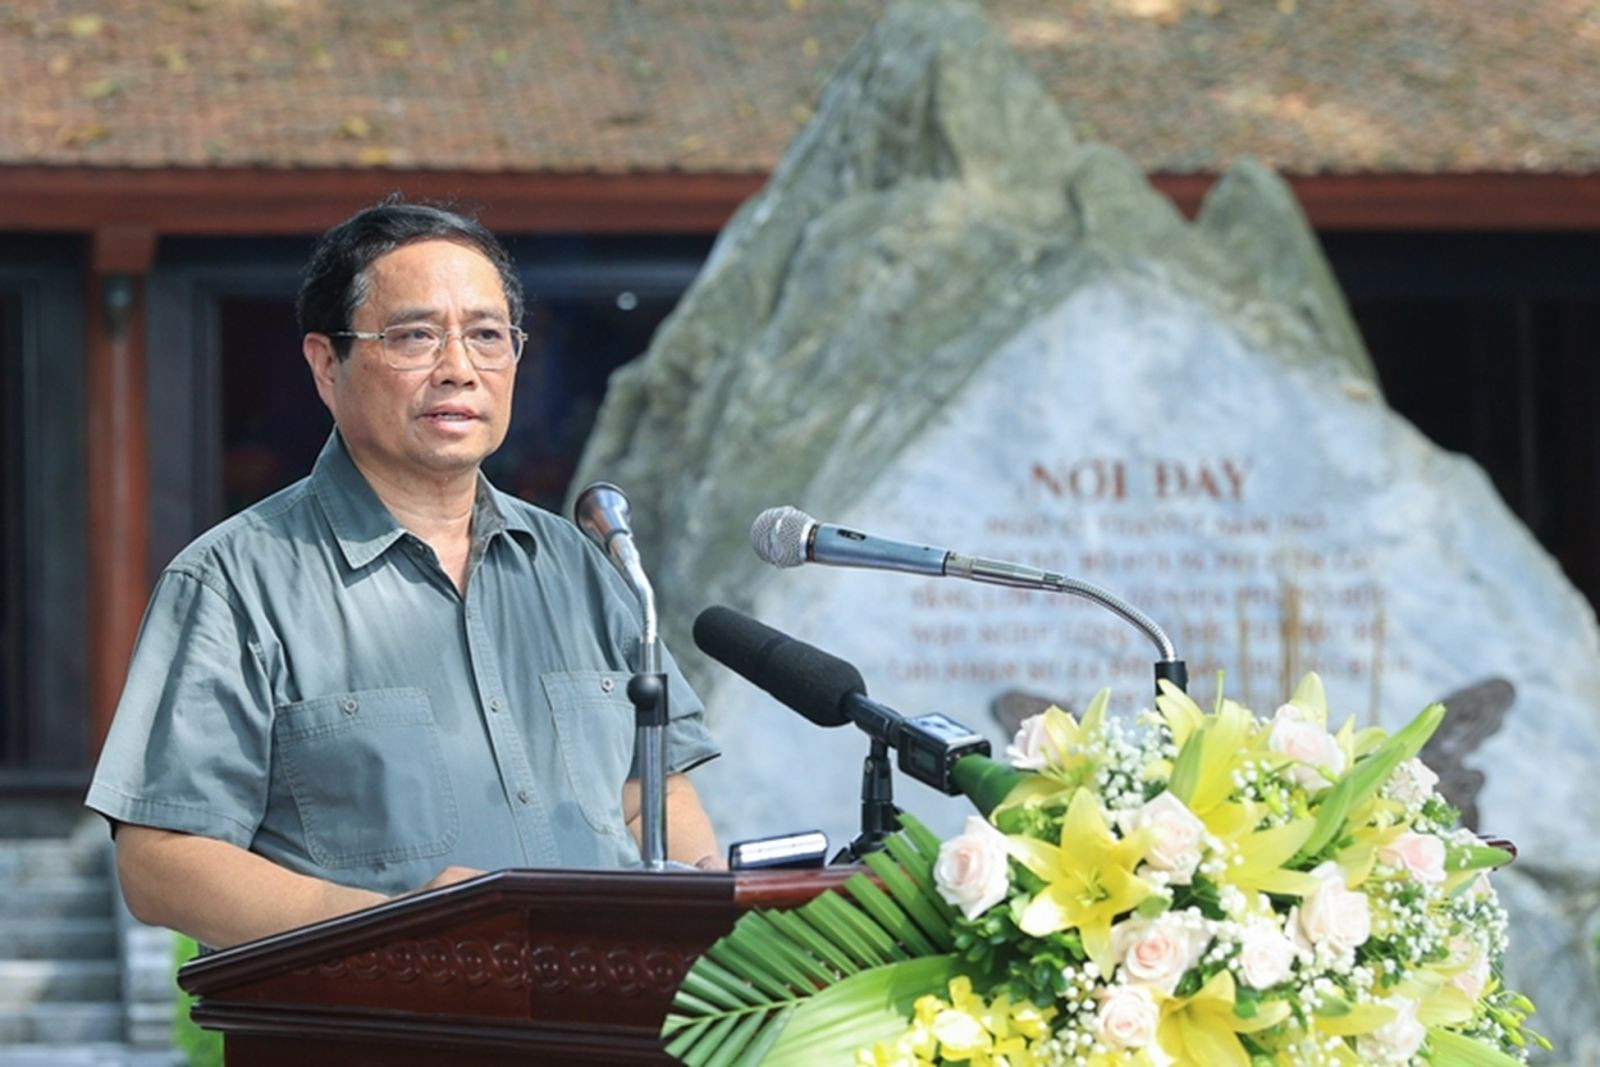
[178,867,855,1065]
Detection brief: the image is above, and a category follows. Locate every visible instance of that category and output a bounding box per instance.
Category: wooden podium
[177,867,856,1065]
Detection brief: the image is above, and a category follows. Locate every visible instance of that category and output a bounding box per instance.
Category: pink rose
[1096,984,1158,1050]
[934,816,1011,920]
[1357,996,1426,1062]
[1006,712,1062,770]
[1268,709,1346,790]
[1112,913,1209,994]
[1294,863,1371,956]
[1236,920,1297,989]
[1133,792,1205,883]
[1378,832,1446,884]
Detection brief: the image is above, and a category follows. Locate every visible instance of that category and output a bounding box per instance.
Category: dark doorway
[1323,231,1600,611]
[0,242,88,782]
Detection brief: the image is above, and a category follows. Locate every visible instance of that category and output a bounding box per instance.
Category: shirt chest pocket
[272,687,459,869]
[542,671,636,838]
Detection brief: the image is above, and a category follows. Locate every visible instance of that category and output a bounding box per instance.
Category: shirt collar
[311,431,535,571]
[310,432,408,571]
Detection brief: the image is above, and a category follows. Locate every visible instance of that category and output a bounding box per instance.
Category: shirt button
[600,677,614,693]
[489,697,503,713]
[341,698,358,714]
[517,790,529,804]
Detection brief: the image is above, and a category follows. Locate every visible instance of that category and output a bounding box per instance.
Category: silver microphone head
[751,506,816,568]
[573,482,633,549]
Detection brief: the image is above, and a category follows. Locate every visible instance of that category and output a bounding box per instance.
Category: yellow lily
[1215,817,1323,900]
[1156,680,1206,748]
[1005,787,1155,975]
[1001,691,1110,811]
[1157,970,1290,1067]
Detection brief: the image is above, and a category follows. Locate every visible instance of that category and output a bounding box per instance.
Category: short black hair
[296,196,525,360]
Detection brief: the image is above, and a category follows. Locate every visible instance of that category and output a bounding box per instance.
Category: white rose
[1357,995,1427,1062]
[1268,711,1346,790]
[1134,792,1205,883]
[1387,758,1439,806]
[1096,984,1159,1050]
[1236,920,1297,989]
[1378,831,1447,884]
[1294,863,1371,955]
[1006,712,1060,770]
[933,816,1011,920]
[1112,912,1209,994]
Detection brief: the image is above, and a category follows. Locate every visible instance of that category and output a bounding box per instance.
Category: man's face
[304,239,516,492]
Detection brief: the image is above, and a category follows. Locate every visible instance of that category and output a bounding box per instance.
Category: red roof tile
[0,0,1593,176]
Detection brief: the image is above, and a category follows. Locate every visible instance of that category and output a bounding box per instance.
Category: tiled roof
[0,0,1594,176]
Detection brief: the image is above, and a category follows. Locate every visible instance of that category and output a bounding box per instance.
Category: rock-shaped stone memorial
[572,2,1600,1056]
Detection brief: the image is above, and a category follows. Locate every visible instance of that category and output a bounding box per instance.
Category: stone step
[0,1000,123,1044]
[0,879,114,920]
[0,960,121,1003]
[0,800,93,840]
[0,1048,182,1067]
[0,918,118,960]
[0,839,110,881]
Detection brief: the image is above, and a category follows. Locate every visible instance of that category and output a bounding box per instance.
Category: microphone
[693,606,990,794]
[751,505,948,575]
[749,506,1185,691]
[575,482,642,577]
[574,482,667,870]
[574,483,656,651]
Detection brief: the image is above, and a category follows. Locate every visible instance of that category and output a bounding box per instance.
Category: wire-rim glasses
[330,323,527,372]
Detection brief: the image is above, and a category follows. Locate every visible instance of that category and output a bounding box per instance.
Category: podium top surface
[178,864,860,996]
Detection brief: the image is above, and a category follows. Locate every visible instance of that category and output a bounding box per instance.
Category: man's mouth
[424,410,477,421]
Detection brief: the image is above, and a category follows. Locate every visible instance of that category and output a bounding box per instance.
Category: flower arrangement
[661,675,1545,1066]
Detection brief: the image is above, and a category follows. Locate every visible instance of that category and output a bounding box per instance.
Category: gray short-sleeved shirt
[87,432,717,894]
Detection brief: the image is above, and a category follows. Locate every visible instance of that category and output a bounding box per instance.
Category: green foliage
[661,813,963,1065]
[173,936,222,1067]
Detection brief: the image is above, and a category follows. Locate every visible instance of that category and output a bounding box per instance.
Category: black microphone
[692,606,857,727]
[693,606,990,794]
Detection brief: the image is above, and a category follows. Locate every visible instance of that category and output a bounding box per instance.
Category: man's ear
[303,333,341,418]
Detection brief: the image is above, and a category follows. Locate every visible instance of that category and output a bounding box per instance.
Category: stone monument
[572,2,1600,1057]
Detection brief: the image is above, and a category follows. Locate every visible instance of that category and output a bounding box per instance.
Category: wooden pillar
[85,225,156,757]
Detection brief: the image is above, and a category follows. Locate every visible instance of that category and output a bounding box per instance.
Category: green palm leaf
[661,814,958,1065]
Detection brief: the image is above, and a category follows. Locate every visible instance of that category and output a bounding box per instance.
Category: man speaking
[87,199,721,949]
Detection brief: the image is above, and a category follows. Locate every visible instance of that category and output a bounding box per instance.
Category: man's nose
[430,332,479,380]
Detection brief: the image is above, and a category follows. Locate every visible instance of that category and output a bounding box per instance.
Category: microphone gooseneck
[574,482,667,870]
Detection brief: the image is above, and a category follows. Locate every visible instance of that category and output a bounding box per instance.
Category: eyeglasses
[330,323,528,372]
